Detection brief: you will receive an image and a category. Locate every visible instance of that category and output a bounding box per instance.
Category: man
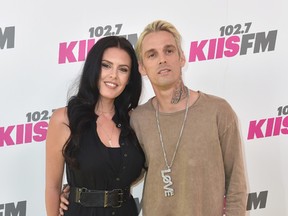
[60,20,247,215]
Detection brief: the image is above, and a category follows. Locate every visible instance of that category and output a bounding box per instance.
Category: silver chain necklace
[98,122,115,147]
[155,89,190,197]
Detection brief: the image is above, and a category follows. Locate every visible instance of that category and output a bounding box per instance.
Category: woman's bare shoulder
[50,107,69,125]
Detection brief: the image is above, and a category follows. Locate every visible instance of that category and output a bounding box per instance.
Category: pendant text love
[156,88,190,198]
[161,168,174,197]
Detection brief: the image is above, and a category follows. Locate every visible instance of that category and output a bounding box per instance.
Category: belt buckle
[75,187,87,204]
[106,189,124,208]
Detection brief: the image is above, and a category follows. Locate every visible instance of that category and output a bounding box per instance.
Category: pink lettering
[281,116,288,134]
[247,119,265,140]
[189,36,240,62]
[0,121,49,147]
[247,116,288,140]
[273,117,282,136]
[189,39,208,62]
[58,41,77,64]
[16,124,24,144]
[24,123,33,144]
[33,121,48,142]
[224,36,240,57]
[58,38,96,64]
[216,38,225,59]
[207,39,217,60]
[265,118,274,137]
[0,125,15,146]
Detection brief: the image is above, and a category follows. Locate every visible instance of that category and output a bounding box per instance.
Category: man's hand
[59,184,70,216]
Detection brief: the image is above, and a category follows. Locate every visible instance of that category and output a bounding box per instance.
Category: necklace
[155,88,190,197]
[98,122,115,147]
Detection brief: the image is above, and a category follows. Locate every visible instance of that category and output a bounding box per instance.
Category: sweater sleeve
[219,108,247,215]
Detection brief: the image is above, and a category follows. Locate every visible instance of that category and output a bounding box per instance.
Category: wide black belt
[70,187,131,208]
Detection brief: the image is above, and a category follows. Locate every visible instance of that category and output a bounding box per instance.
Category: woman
[45,36,145,216]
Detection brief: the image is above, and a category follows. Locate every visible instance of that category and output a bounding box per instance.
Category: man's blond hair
[135,20,183,63]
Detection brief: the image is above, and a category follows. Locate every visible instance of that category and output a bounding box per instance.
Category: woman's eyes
[102,62,129,73]
[101,62,111,68]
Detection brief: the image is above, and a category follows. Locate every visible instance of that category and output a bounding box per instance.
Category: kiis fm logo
[0,26,15,49]
[189,22,277,62]
[58,23,137,64]
[247,190,268,211]
[247,105,288,140]
[0,201,26,216]
[0,110,54,147]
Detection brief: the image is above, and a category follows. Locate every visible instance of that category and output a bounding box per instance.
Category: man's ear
[138,62,147,76]
[180,51,186,67]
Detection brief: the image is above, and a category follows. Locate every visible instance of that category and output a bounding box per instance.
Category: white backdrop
[1,0,287,215]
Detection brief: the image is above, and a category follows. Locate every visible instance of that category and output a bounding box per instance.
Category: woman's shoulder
[49,107,69,126]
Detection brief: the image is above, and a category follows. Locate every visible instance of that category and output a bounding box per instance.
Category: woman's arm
[45,107,70,216]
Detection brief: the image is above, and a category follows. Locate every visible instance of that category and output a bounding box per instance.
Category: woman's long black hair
[63,36,142,167]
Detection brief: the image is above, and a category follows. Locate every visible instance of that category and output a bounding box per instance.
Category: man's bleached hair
[135,20,183,63]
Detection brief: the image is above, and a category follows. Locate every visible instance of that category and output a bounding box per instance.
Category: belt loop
[104,191,109,208]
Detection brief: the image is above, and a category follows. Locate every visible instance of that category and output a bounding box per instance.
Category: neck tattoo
[156,87,190,197]
[171,82,188,104]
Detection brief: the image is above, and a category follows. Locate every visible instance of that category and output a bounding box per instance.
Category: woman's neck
[95,99,115,117]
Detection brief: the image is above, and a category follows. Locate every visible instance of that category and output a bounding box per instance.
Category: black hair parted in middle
[63,36,142,167]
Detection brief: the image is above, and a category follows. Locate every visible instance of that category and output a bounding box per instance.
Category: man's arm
[220,115,247,215]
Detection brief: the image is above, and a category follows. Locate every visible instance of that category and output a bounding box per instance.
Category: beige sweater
[130,92,247,216]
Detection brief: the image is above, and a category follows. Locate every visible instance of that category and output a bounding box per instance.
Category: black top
[64,114,145,216]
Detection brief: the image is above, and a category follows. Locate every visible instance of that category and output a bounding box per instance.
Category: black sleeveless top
[64,114,145,216]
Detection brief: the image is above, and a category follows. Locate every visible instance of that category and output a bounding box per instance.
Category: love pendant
[161,168,174,197]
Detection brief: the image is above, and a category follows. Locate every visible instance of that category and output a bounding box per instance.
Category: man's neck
[152,88,188,113]
[152,88,200,113]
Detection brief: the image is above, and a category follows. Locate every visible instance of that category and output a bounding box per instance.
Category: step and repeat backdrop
[1,0,287,215]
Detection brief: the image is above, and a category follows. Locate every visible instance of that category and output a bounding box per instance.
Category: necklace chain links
[155,88,190,169]
[155,88,190,197]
